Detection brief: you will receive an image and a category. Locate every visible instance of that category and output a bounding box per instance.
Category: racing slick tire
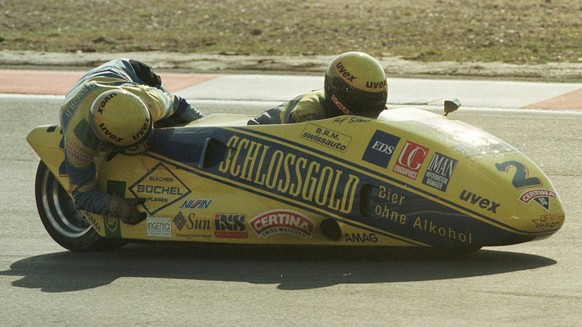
[34,161,124,252]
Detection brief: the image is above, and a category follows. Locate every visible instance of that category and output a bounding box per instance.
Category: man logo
[422,152,458,191]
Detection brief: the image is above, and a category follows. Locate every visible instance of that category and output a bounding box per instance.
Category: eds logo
[362,130,401,168]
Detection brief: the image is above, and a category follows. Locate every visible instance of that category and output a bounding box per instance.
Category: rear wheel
[34,161,123,252]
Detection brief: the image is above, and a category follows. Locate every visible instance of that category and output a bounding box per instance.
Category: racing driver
[248,51,388,124]
[60,58,204,225]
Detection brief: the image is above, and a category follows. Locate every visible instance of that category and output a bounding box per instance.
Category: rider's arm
[116,83,204,128]
[63,133,111,215]
[249,90,327,124]
[285,91,328,123]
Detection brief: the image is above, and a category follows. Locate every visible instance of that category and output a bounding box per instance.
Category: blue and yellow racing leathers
[249,89,340,124]
[59,58,203,215]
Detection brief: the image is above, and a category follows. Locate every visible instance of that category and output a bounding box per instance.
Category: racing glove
[106,194,147,225]
[155,96,205,128]
[129,59,162,88]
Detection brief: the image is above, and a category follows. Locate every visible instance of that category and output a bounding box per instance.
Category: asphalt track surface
[1,70,581,326]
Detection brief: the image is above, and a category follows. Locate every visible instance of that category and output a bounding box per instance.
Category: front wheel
[34,161,123,252]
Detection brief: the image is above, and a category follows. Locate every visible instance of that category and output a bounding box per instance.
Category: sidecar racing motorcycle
[27,104,565,254]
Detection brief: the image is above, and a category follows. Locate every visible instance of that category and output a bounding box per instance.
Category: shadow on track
[0,243,556,292]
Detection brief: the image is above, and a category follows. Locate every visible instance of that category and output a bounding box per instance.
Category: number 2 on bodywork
[495,160,542,189]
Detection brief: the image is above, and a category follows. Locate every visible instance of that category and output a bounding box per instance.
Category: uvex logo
[96,92,117,114]
[459,190,500,213]
[336,61,357,81]
[365,80,387,89]
[132,118,151,140]
[99,123,124,143]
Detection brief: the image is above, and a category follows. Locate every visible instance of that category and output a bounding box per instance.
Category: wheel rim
[41,169,92,238]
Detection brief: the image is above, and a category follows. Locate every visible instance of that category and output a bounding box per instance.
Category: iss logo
[214,213,248,239]
[362,130,401,168]
[422,152,458,191]
[393,141,429,180]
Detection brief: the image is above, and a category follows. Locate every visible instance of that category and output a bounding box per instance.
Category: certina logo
[519,188,557,211]
[393,141,429,180]
[422,152,458,191]
[250,210,315,239]
[214,213,247,238]
[217,135,359,215]
[362,130,401,168]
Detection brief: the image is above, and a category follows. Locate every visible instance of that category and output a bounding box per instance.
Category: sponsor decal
[459,189,501,213]
[393,141,429,180]
[217,135,359,215]
[377,185,406,206]
[249,210,314,239]
[179,199,213,209]
[412,216,473,243]
[97,123,124,144]
[332,116,370,125]
[422,152,458,192]
[104,180,125,238]
[365,80,387,90]
[531,213,564,231]
[129,163,191,215]
[173,212,187,231]
[174,212,212,232]
[147,217,172,238]
[331,94,351,114]
[519,188,557,211]
[84,212,102,234]
[362,130,401,168]
[301,123,351,152]
[130,118,151,142]
[336,61,357,81]
[344,233,378,243]
[173,212,212,239]
[105,215,120,235]
[214,213,247,238]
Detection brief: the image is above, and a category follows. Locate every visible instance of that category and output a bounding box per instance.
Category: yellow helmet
[89,89,153,155]
[324,51,388,115]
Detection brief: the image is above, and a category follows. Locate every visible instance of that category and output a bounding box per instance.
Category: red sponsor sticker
[519,189,557,203]
[250,210,314,239]
[393,141,429,180]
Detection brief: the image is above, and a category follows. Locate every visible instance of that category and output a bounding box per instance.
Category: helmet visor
[328,77,387,113]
